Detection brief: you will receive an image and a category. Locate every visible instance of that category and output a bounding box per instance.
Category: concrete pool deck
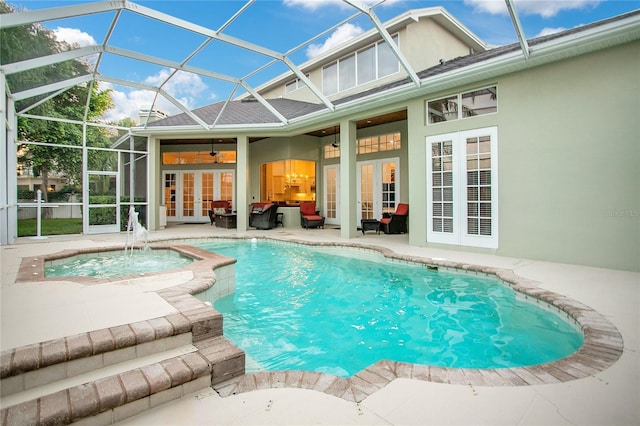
[1,224,638,425]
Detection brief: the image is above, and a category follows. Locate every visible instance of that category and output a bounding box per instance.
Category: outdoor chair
[380,203,408,234]
[300,202,325,229]
[249,202,279,229]
[208,200,232,225]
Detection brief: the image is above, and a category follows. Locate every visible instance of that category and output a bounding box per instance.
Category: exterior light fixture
[331,125,339,148]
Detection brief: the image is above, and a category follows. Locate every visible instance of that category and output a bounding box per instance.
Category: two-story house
[136,7,639,272]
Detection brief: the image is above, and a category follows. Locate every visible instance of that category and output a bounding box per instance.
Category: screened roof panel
[186,38,275,81]
[106,11,207,63]
[2,0,639,129]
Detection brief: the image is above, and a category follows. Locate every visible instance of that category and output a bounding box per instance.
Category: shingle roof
[147,98,326,127]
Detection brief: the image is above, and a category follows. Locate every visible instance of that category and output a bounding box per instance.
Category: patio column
[406,99,427,246]
[147,136,160,231]
[339,119,358,239]
[236,134,249,231]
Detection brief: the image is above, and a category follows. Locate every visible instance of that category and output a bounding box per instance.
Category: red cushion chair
[380,203,408,234]
[300,202,325,229]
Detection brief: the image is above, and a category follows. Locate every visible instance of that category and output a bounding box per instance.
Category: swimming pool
[196,240,583,378]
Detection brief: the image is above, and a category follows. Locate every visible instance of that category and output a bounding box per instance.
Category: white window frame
[285,74,309,93]
[322,34,399,96]
[426,127,498,249]
[426,85,498,125]
[356,157,400,222]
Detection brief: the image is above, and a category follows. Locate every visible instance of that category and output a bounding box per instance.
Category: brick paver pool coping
[6,237,624,405]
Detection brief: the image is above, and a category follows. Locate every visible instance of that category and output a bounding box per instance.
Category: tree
[1,1,114,212]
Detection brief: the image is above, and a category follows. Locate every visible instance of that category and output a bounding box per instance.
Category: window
[322,35,399,95]
[377,38,399,78]
[285,74,309,93]
[357,45,375,84]
[358,136,377,154]
[260,159,316,204]
[357,132,401,154]
[162,150,236,165]
[323,62,338,96]
[324,144,340,159]
[462,87,498,118]
[426,127,498,248]
[339,54,356,92]
[379,132,401,152]
[427,86,497,124]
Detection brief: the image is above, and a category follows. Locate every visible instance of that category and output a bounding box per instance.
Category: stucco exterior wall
[404,17,475,72]
[496,41,639,271]
[407,40,639,271]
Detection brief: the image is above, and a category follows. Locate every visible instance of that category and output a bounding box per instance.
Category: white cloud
[100,69,212,123]
[144,69,208,98]
[536,27,567,37]
[464,0,601,18]
[283,0,399,11]
[283,0,344,10]
[306,23,364,58]
[53,27,96,47]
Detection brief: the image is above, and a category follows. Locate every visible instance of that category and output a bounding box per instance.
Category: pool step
[0,304,245,424]
[0,337,244,425]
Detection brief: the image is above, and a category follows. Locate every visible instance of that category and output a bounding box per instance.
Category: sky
[7,0,640,122]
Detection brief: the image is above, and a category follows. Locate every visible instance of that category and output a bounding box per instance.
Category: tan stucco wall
[403,17,475,72]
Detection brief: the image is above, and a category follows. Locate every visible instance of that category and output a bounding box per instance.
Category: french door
[163,170,234,223]
[426,127,498,249]
[356,158,399,223]
[323,165,339,225]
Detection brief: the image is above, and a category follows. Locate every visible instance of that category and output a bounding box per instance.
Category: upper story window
[285,74,309,93]
[427,86,497,124]
[357,132,401,154]
[162,150,236,165]
[323,35,399,96]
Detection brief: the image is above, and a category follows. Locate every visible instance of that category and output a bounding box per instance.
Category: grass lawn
[18,218,83,237]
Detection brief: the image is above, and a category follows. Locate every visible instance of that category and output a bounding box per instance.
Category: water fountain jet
[125,207,149,255]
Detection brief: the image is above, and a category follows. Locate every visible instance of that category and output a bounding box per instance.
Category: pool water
[198,240,583,378]
[45,249,193,279]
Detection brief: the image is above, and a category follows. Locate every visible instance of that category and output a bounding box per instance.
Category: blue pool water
[45,249,193,279]
[197,240,582,378]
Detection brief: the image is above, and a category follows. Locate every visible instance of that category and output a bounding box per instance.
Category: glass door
[356,158,399,223]
[357,162,374,222]
[86,171,119,234]
[200,172,214,220]
[323,165,339,225]
[163,172,177,220]
[182,172,195,220]
[163,170,235,223]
